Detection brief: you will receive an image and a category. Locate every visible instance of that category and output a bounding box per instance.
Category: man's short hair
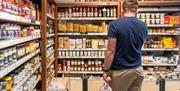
[123,0,138,13]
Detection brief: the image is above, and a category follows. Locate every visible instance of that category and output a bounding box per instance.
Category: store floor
[49,78,180,91]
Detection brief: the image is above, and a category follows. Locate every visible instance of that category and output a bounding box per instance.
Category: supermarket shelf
[47,58,55,69]
[138,8,180,12]
[147,24,174,27]
[58,71,103,74]
[31,75,41,90]
[59,48,106,51]
[57,2,119,7]
[47,34,55,38]
[47,13,55,20]
[142,64,178,66]
[0,35,40,49]
[142,48,179,51]
[47,42,54,48]
[60,48,179,51]
[12,64,41,91]
[58,33,107,36]
[47,50,54,58]
[0,12,40,25]
[0,49,40,78]
[148,32,180,36]
[59,32,180,36]
[58,56,104,59]
[138,1,180,6]
[60,17,117,21]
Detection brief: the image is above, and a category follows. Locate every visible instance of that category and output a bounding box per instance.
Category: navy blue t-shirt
[108,17,148,70]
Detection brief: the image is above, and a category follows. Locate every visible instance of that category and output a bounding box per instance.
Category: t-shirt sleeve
[144,26,148,41]
[108,22,118,38]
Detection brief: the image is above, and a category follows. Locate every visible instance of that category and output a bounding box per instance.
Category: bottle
[102,7,107,17]
[72,7,76,17]
[76,7,79,17]
[110,7,113,17]
[87,7,90,17]
[113,7,116,17]
[107,8,110,17]
[83,7,87,17]
[98,8,102,17]
[94,7,98,17]
[79,7,83,17]
[91,7,94,17]
[68,8,72,18]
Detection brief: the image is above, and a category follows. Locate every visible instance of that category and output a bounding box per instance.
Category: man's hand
[103,72,111,82]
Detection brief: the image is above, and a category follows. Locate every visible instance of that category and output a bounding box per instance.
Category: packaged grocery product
[80,25,87,33]
[59,37,64,48]
[76,39,83,48]
[4,76,12,91]
[63,37,70,48]
[92,39,99,49]
[87,24,93,32]
[70,39,76,49]
[74,24,80,32]
[67,23,73,32]
[164,16,170,24]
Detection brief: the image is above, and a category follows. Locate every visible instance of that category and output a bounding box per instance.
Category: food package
[80,25,87,33]
[164,16,170,24]
[86,24,93,32]
[92,39,99,49]
[76,39,83,48]
[63,37,70,48]
[161,37,175,48]
[67,23,73,32]
[170,16,180,24]
[59,37,64,48]
[74,24,80,32]
[92,25,98,32]
[70,39,76,49]
[82,38,86,48]
[58,23,67,32]
[98,26,104,33]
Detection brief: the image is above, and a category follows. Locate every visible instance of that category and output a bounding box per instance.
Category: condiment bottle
[79,7,83,17]
[83,7,86,17]
[76,7,79,17]
[102,7,107,17]
[98,8,102,17]
[94,7,98,17]
[91,7,94,17]
[87,7,90,17]
[113,6,116,17]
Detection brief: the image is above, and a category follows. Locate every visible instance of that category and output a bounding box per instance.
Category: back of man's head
[123,0,138,13]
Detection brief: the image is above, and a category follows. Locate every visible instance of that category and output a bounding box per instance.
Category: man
[102,0,148,91]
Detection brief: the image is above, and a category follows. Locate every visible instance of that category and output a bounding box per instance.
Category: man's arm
[104,37,117,71]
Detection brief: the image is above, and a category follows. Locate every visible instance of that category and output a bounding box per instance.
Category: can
[0,51,4,67]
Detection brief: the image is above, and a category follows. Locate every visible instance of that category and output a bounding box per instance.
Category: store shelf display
[0,55,40,91]
[0,41,40,77]
[59,6,117,19]
[0,0,40,25]
[58,21,108,33]
[62,59,103,72]
[137,13,180,26]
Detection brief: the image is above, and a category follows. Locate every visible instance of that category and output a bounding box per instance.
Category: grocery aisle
[0,0,179,91]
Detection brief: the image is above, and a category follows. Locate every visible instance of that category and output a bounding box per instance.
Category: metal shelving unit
[0,12,40,25]
[0,35,40,49]
[12,64,41,91]
[0,49,40,78]
[60,17,118,21]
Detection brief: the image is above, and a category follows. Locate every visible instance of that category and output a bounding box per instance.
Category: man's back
[108,17,148,70]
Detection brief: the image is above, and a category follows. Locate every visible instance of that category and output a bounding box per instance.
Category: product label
[83,12,86,17]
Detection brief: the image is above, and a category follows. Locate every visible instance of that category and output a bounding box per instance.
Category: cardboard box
[48,77,70,91]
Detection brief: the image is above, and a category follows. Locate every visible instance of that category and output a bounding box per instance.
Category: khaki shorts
[108,67,144,91]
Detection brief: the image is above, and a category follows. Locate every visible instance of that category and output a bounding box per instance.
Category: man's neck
[124,12,136,17]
